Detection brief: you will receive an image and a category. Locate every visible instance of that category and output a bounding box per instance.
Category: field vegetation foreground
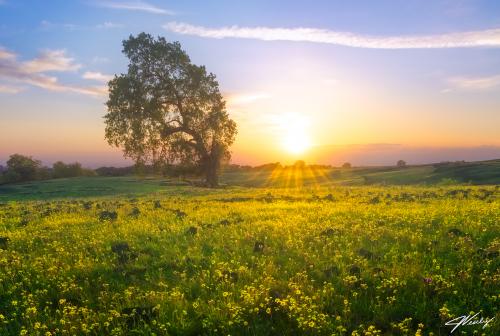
[0,185,498,335]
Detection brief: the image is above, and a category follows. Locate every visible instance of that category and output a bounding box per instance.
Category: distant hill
[221,159,500,187]
[344,159,500,185]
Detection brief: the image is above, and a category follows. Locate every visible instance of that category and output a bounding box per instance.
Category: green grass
[0,184,498,335]
[0,177,182,201]
[1,159,499,201]
[0,162,498,334]
[223,159,500,187]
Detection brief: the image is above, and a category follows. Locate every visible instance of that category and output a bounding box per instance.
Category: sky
[1,0,500,167]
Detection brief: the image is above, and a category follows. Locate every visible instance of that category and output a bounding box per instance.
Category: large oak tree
[105,33,237,187]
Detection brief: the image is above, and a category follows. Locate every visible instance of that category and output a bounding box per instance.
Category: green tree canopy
[53,161,84,178]
[5,154,41,182]
[342,162,352,169]
[104,33,237,187]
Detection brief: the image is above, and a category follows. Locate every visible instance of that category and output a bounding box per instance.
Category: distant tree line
[0,154,95,184]
[0,154,416,185]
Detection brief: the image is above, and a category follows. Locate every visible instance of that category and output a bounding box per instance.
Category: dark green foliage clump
[111,241,137,264]
[172,209,187,219]
[253,241,264,253]
[99,210,118,221]
[0,236,9,249]
[186,226,198,235]
[129,207,141,218]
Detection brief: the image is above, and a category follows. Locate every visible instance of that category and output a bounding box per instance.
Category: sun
[282,131,311,154]
[280,114,312,155]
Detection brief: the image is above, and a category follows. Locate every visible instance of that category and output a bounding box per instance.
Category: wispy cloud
[83,71,113,82]
[164,22,500,49]
[23,49,81,73]
[447,75,500,90]
[0,46,106,96]
[0,48,16,60]
[0,84,24,94]
[96,22,124,29]
[40,20,124,31]
[40,20,80,31]
[95,1,175,15]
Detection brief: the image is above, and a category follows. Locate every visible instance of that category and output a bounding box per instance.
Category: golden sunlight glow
[282,131,311,154]
[279,113,312,155]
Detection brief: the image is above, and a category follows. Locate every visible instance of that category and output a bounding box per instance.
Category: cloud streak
[40,20,79,31]
[447,74,500,90]
[96,22,124,29]
[40,20,124,31]
[0,46,106,96]
[23,49,81,73]
[83,71,113,82]
[164,22,500,49]
[0,48,16,60]
[96,1,175,15]
[0,84,24,94]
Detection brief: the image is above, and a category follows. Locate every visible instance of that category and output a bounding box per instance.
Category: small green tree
[5,154,41,182]
[53,161,68,178]
[53,161,83,178]
[105,33,237,187]
[397,160,407,168]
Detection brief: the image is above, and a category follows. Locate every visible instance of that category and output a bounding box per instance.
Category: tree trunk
[204,147,220,188]
[205,162,218,187]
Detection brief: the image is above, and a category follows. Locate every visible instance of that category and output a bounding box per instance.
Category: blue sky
[1,1,500,166]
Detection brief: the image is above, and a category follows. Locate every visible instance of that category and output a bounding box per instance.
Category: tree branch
[162,126,185,137]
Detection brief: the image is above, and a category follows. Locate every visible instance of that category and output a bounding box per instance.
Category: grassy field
[1,159,499,202]
[0,177,172,202]
[223,159,500,187]
[0,179,498,335]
